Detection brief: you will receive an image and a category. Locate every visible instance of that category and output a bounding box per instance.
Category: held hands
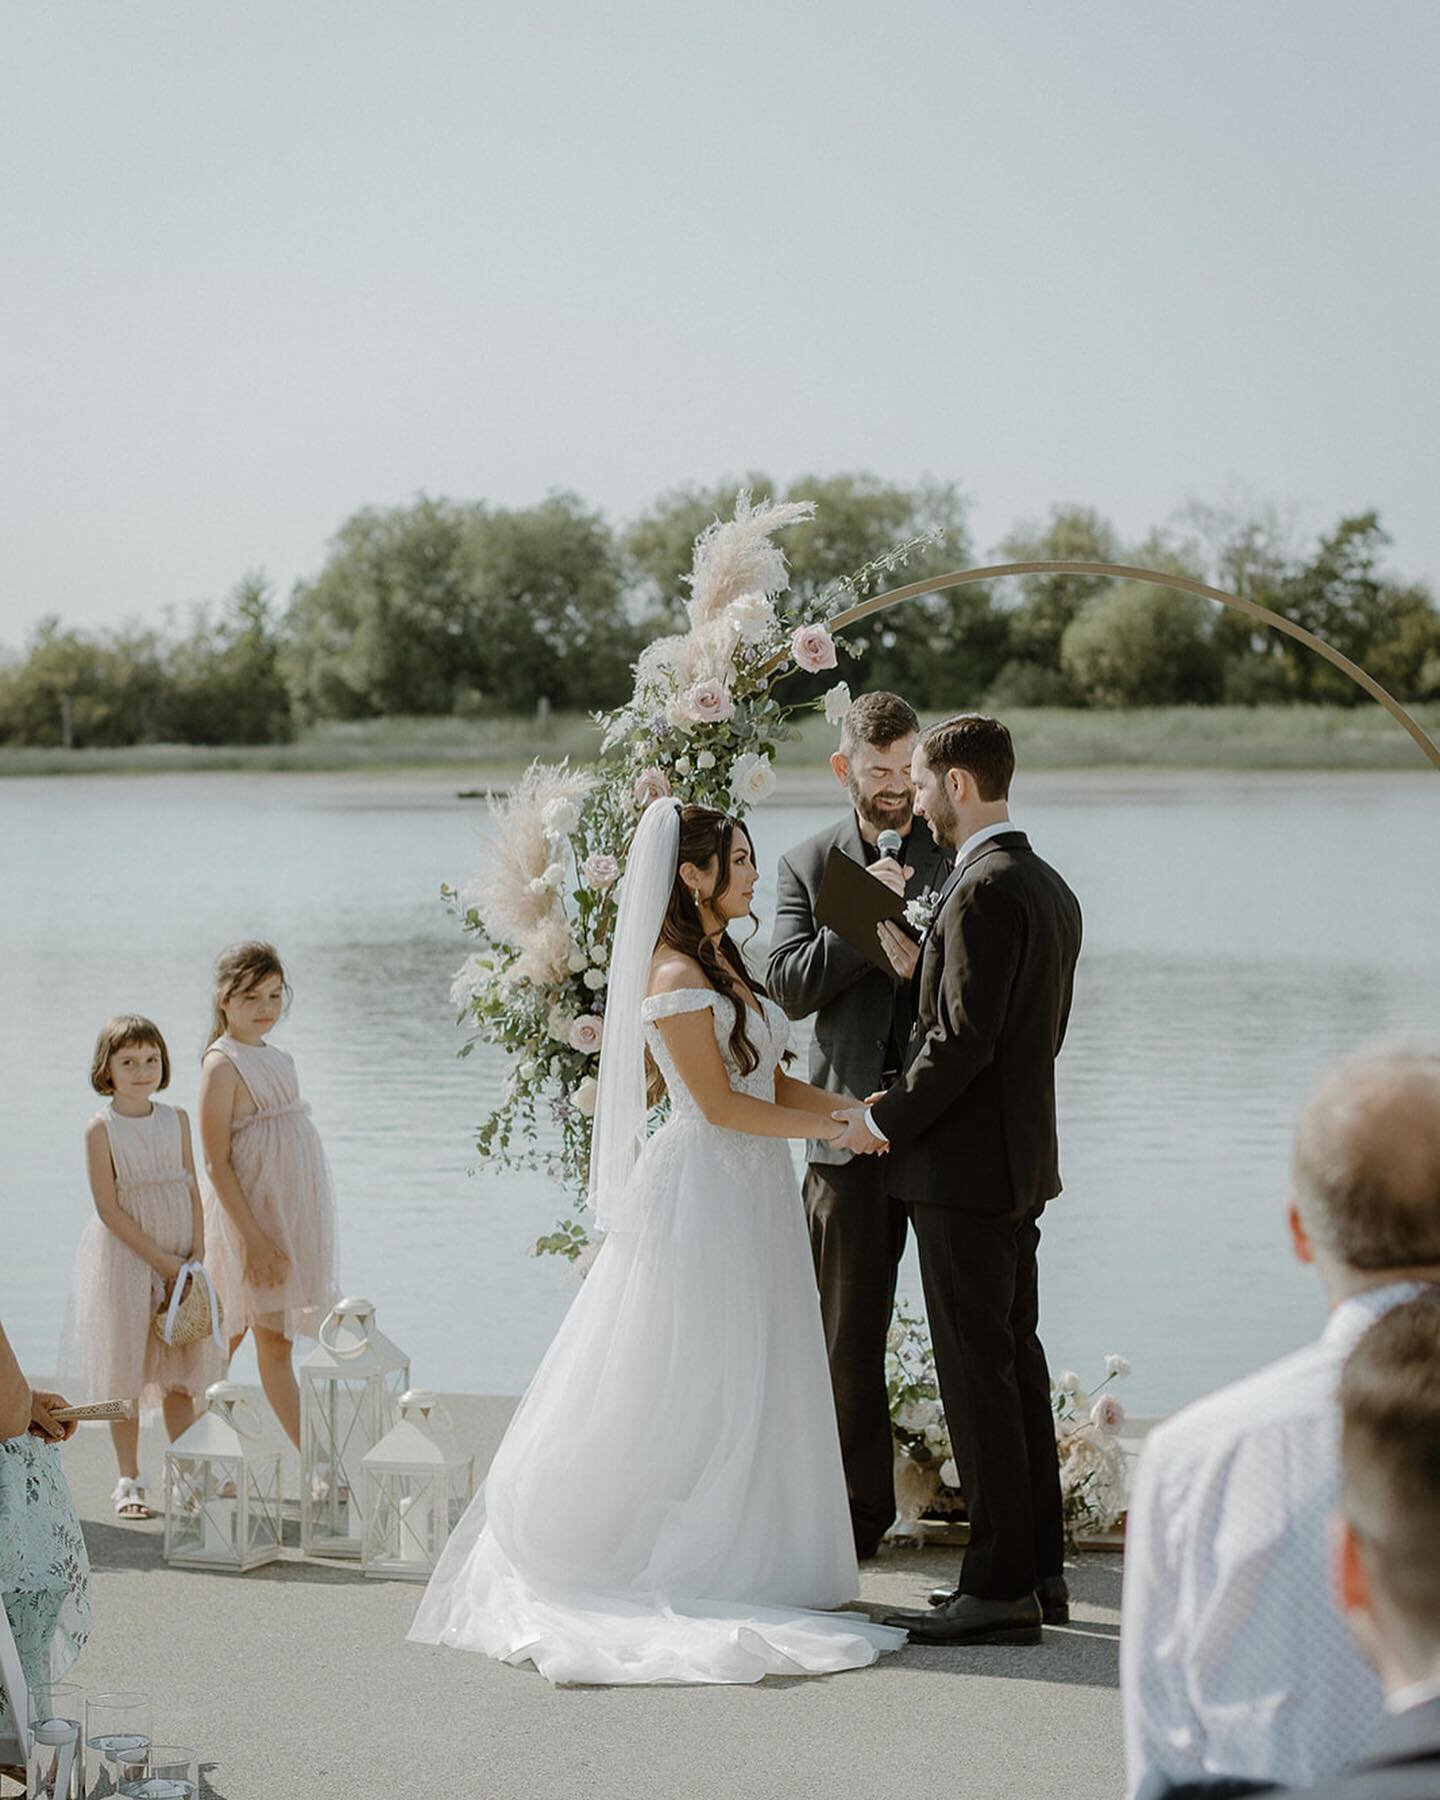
[29,1390,78,1443]
[244,1234,291,1288]
[829,1105,889,1156]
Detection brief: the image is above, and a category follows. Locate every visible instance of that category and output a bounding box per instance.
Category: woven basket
[154,1268,224,1347]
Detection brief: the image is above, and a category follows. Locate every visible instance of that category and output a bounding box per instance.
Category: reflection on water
[5,769,1438,1416]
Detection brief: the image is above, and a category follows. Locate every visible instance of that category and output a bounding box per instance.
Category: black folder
[814,846,907,973]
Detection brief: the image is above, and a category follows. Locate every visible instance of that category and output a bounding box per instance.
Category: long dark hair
[646,805,767,1105]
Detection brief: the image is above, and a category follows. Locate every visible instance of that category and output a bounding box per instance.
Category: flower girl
[58,1015,224,1519]
[199,941,340,1448]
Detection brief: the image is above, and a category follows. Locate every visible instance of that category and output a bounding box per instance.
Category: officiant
[767,691,951,1559]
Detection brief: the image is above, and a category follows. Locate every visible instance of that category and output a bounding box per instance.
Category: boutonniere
[903,887,943,938]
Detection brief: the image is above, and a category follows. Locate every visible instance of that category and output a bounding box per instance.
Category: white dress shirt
[863,818,1020,1144]
[1121,1281,1429,1795]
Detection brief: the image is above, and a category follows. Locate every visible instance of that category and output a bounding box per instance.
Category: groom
[834,713,1082,1645]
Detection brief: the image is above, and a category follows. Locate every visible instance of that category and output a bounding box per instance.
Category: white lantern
[164,1382,281,1571]
[300,1297,410,1557]
[360,1390,475,1581]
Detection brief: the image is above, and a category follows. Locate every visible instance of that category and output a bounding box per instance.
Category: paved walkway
[49,1393,1125,1800]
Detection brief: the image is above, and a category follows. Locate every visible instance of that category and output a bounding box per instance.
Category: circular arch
[765,561,1440,771]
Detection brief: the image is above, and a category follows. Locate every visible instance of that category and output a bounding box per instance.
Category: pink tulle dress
[58,1102,224,1411]
[203,1034,340,1340]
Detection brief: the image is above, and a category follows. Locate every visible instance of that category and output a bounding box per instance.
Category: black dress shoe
[927,1574,1069,1624]
[883,1590,1043,1645]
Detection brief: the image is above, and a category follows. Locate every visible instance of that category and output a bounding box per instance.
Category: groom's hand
[831,1106,888,1156]
[876,918,920,979]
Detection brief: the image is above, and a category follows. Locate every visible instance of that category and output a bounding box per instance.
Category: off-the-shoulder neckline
[643,983,770,1021]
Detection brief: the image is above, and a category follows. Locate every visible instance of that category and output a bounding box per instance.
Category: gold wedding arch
[765,560,1440,772]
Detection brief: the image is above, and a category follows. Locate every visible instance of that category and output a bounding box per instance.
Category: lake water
[5,766,1438,1418]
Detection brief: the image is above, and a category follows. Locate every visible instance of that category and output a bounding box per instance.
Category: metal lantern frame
[300,1297,410,1557]
[163,1382,282,1573]
[360,1389,475,1581]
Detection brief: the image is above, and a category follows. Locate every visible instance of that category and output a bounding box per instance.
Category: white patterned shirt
[1121,1281,1429,1795]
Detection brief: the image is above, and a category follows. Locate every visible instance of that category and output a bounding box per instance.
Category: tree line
[3,475,1437,749]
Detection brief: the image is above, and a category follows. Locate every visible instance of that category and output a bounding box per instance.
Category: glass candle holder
[84,1692,152,1797]
[27,1682,84,1799]
[120,1745,198,1799]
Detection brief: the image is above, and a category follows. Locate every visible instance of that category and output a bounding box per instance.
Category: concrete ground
[44,1393,1126,1800]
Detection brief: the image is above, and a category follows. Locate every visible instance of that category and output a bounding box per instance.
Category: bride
[409,797,908,1685]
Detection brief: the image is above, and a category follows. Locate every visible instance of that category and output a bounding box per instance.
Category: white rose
[583,967,606,991]
[729,751,776,806]
[566,946,588,973]
[822,681,852,726]
[547,1003,577,1043]
[664,695,695,733]
[589,944,607,965]
[696,750,716,770]
[938,1458,960,1489]
[725,591,775,645]
[1090,1395,1126,1434]
[1104,1353,1131,1379]
[674,755,693,776]
[571,1076,599,1117]
[1057,1370,1081,1396]
[542,797,580,838]
[567,1015,604,1054]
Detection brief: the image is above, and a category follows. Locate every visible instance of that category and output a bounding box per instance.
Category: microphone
[875,829,903,860]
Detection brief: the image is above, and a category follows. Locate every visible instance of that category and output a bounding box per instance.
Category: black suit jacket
[869,828,1082,1213]
[766,811,950,1168]
[1136,1697,1440,1800]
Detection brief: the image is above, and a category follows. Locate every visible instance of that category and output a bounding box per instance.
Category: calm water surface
[5,766,1438,1417]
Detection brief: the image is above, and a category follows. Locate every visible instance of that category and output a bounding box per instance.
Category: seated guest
[0,1320,90,1772]
[1138,1290,1440,1799]
[1122,1042,1440,1795]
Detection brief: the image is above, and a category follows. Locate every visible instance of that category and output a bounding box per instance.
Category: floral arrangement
[1051,1355,1131,1542]
[446,491,942,1259]
[886,1308,1133,1545]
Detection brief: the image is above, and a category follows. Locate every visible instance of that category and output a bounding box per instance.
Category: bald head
[1292,1042,1440,1272]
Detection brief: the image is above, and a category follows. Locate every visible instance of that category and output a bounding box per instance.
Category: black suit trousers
[909,1202,1064,1599]
[803,1159,908,1552]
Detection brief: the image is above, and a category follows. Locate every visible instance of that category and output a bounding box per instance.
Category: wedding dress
[408,977,907,1684]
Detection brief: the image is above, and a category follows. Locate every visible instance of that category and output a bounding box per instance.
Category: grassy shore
[2,702,1438,778]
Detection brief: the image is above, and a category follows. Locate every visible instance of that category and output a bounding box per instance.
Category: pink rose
[581,852,620,891]
[568,1014,604,1054]
[791,623,838,672]
[1089,1394,1126,1435]
[633,766,672,807]
[683,678,735,724]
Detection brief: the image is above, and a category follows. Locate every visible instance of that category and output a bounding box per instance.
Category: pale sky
[3,0,1437,642]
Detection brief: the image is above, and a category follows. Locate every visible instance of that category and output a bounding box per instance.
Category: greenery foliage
[3,479,1437,750]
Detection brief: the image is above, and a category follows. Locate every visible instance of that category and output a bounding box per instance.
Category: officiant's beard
[850,783,914,837]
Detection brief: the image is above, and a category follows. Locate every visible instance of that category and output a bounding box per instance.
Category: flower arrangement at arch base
[886,1304,1133,1549]
[445,491,942,1261]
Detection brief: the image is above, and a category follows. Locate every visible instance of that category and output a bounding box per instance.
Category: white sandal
[112,1476,155,1519]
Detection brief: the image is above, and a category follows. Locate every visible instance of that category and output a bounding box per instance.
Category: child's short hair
[208,941,290,1048]
[91,1015,171,1095]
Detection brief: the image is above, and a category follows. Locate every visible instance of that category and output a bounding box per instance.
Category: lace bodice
[640,987,790,1119]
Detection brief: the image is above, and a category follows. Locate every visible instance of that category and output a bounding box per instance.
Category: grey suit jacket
[766,811,950,1167]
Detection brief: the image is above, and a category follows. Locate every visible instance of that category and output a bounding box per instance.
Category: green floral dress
[0,1432,90,1743]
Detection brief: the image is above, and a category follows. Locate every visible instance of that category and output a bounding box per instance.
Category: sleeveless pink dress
[58,1102,224,1410]
[203,1035,341,1339]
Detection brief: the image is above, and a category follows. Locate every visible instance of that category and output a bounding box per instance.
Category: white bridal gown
[409,987,907,1685]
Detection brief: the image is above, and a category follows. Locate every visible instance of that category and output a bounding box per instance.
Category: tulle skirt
[409,1116,907,1685]
[205,1111,340,1340]
[57,1177,223,1411]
